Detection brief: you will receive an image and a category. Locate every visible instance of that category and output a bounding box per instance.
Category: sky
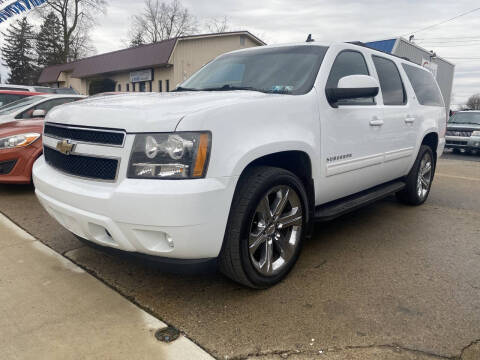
[0,0,479,105]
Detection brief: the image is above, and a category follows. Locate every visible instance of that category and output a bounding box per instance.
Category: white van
[32,41,446,288]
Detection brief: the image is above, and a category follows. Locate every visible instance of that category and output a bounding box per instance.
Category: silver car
[445,111,480,153]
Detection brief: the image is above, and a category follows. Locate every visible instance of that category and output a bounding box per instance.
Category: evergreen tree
[37,12,65,67]
[130,30,145,48]
[1,17,39,85]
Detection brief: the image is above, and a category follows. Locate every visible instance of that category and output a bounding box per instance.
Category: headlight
[472,131,480,136]
[0,133,41,150]
[128,132,211,179]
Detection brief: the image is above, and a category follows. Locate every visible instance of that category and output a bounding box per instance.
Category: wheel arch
[236,150,315,224]
[421,132,439,157]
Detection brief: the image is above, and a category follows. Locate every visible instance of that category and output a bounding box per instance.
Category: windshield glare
[0,95,46,115]
[449,112,480,125]
[180,45,328,95]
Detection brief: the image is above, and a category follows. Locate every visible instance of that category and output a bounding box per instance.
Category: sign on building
[422,58,438,78]
[130,69,153,83]
[0,0,46,24]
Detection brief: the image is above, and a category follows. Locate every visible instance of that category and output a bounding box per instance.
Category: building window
[166,80,170,92]
[149,81,152,92]
[240,35,246,46]
[127,84,130,92]
[132,83,135,92]
[158,80,162,92]
[118,84,121,92]
[139,82,146,92]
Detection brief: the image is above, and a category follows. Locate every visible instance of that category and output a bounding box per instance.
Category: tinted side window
[402,64,444,107]
[372,56,406,105]
[326,51,374,105]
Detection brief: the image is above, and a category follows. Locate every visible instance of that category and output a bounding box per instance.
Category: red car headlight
[0,133,41,150]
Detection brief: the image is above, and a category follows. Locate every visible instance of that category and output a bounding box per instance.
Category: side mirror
[326,75,379,107]
[32,109,46,118]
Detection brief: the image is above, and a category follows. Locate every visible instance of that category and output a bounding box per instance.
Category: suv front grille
[44,146,118,181]
[446,130,473,137]
[446,140,468,146]
[44,123,125,146]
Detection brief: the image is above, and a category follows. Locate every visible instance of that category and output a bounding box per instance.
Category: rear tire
[396,145,435,206]
[219,166,308,288]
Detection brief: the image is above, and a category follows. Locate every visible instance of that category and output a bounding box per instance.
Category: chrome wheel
[248,185,303,276]
[417,152,433,200]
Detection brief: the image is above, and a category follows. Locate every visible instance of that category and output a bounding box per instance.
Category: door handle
[369,118,384,126]
[405,115,416,124]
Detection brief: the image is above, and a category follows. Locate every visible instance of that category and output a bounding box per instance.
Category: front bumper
[0,141,42,184]
[445,136,480,150]
[33,157,238,259]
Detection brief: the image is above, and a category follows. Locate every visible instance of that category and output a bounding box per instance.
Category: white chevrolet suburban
[33,42,446,288]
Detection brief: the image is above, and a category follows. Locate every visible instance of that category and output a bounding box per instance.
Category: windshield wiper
[173,86,201,92]
[202,84,265,93]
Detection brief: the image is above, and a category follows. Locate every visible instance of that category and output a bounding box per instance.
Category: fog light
[167,236,174,248]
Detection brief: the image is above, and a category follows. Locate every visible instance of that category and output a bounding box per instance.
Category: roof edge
[178,31,266,46]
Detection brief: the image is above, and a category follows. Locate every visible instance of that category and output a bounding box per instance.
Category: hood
[46,91,272,133]
[447,123,480,130]
[0,114,15,125]
[0,119,44,138]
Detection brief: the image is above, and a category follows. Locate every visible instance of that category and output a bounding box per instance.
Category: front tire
[396,145,435,206]
[219,166,308,288]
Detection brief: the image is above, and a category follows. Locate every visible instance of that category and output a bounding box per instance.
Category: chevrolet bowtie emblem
[56,139,75,155]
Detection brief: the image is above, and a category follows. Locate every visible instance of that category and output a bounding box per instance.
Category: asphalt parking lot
[1,151,479,360]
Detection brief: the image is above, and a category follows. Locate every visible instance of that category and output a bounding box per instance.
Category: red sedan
[0,118,43,184]
[0,90,46,107]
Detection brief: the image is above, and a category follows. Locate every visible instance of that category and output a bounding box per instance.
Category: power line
[416,42,480,48]
[444,57,480,60]
[416,35,480,40]
[416,39,480,44]
[402,7,480,36]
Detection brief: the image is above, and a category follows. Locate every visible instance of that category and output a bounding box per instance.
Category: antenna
[306,34,315,43]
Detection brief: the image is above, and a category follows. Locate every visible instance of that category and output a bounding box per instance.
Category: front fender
[175,91,321,179]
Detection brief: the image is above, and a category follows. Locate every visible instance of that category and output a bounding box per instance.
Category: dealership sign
[130,69,153,83]
[0,0,46,23]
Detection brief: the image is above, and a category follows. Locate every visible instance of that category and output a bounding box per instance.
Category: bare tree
[466,94,480,110]
[41,0,107,61]
[131,0,197,44]
[204,16,229,33]
[69,24,96,60]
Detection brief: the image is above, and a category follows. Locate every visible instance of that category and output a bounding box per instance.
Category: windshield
[54,87,78,94]
[179,45,328,95]
[34,87,56,94]
[448,112,480,125]
[0,93,28,107]
[0,95,46,115]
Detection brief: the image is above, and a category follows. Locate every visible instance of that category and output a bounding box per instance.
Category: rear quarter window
[402,64,444,107]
